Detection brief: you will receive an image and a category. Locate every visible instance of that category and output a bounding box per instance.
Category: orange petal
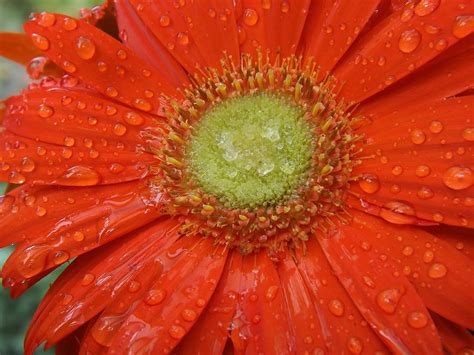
[319,218,443,353]
[108,237,227,354]
[0,32,42,65]
[351,96,474,228]
[175,252,242,354]
[301,0,381,73]
[235,0,311,58]
[115,0,189,87]
[296,239,388,353]
[0,132,152,186]
[431,312,474,353]
[1,181,161,292]
[55,321,88,355]
[24,13,179,114]
[128,0,240,73]
[24,218,180,354]
[277,254,328,352]
[427,225,474,260]
[350,210,474,329]
[334,1,474,103]
[230,251,293,354]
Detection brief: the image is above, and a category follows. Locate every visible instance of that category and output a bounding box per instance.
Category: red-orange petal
[427,225,474,260]
[128,0,240,74]
[0,32,42,65]
[319,218,443,353]
[24,13,179,114]
[108,237,227,354]
[296,239,388,353]
[24,218,180,354]
[277,254,327,352]
[431,312,474,353]
[334,1,474,103]
[230,251,293,354]
[350,210,474,329]
[301,0,381,73]
[0,132,152,186]
[235,0,311,59]
[115,0,189,87]
[174,252,242,355]
[1,181,161,292]
[351,96,474,228]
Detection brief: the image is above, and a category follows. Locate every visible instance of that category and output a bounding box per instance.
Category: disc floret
[147,53,361,254]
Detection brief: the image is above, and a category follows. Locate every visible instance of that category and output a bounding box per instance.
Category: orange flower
[1,1,474,354]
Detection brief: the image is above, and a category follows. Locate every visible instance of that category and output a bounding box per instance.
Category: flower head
[0,0,473,354]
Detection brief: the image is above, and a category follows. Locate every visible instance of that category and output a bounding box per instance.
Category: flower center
[186,92,313,209]
[148,54,361,254]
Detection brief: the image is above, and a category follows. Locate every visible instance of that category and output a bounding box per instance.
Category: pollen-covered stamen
[147,53,361,254]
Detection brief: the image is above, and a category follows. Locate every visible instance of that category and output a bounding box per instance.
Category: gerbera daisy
[1,0,473,353]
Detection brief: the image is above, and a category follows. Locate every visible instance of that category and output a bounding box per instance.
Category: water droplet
[145,288,166,305]
[128,280,141,292]
[400,8,414,22]
[35,206,47,216]
[168,324,186,339]
[407,311,428,328]
[423,250,434,263]
[133,98,152,111]
[160,15,171,27]
[261,0,271,10]
[63,136,75,147]
[428,263,447,278]
[81,273,95,286]
[416,165,431,177]
[347,336,363,354]
[280,0,290,13]
[380,201,416,224]
[109,163,125,174]
[116,49,127,60]
[429,120,443,133]
[358,173,380,194]
[376,288,402,314]
[75,36,96,60]
[113,123,127,136]
[73,231,85,241]
[105,87,118,97]
[417,186,434,199]
[399,29,421,53]
[402,246,414,256]
[31,33,50,50]
[181,308,197,321]
[62,17,78,31]
[265,285,279,301]
[462,127,474,141]
[56,165,101,186]
[8,171,26,184]
[124,111,145,126]
[243,8,259,26]
[452,15,474,39]
[328,299,345,316]
[410,129,426,144]
[443,166,473,190]
[177,32,190,45]
[38,12,56,27]
[414,0,440,16]
[52,250,69,265]
[391,165,403,176]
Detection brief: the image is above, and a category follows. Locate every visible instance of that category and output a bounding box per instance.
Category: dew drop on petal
[407,311,428,328]
[145,288,167,305]
[261,0,271,10]
[280,0,290,13]
[168,325,186,339]
[380,201,416,224]
[415,165,431,177]
[31,34,50,50]
[75,36,96,60]
[56,165,101,186]
[181,308,197,322]
[81,273,95,286]
[105,87,118,97]
[414,0,440,17]
[176,32,190,45]
[452,15,474,39]
[410,129,426,144]
[428,263,447,279]
[265,285,279,301]
[133,98,152,111]
[160,15,171,27]
[462,127,474,141]
[398,29,421,53]
[73,231,85,241]
[37,104,54,118]
[376,288,402,314]
[417,186,434,199]
[113,123,127,136]
[328,299,345,316]
[243,8,259,26]
[8,171,26,184]
[124,111,145,126]
[52,250,69,265]
[38,12,56,27]
[128,280,141,293]
[442,166,473,190]
[429,120,443,133]
[62,17,78,31]
[358,173,380,194]
[347,336,363,354]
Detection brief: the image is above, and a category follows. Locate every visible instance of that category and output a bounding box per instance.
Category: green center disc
[186,92,314,209]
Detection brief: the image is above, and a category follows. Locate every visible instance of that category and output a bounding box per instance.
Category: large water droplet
[398,29,421,53]
[428,263,447,279]
[38,12,56,27]
[358,173,380,194]
[243,8,259,26]
[168,325,186,339]
[145,288,166,305]
[347,336,363,354]
[380,201,416,224]
[442,166,473,190]
[56,165,101,186]
[31,33,50,50]
[75,36,96,60]
[376,288,402,314]
[452,15,474,39]
[328,299,345,316]
[407,311,428,328]
[414,0,439,16]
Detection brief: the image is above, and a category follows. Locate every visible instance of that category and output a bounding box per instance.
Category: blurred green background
[0,1,99,354]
